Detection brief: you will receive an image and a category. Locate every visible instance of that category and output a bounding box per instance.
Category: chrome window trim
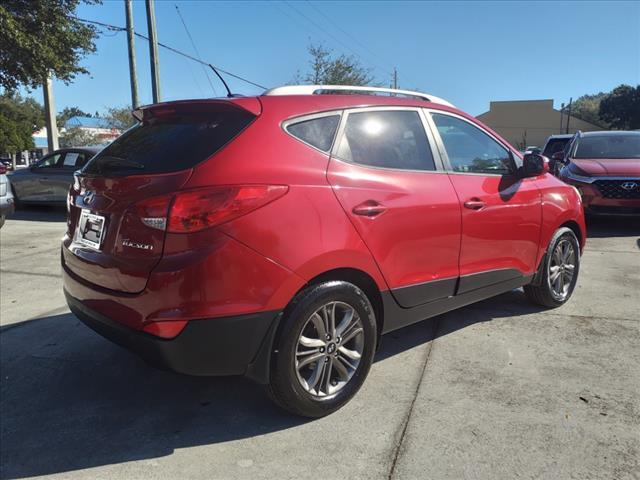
[330,106,447,173]
[424,109,519,177]
[281,110,344,155]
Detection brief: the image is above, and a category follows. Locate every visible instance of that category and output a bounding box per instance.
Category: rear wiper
[96,156,145,172]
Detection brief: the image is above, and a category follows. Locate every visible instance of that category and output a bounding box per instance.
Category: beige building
[476,99,602,150]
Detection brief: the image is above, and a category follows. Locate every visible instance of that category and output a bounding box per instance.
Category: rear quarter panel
[535,174,586,265]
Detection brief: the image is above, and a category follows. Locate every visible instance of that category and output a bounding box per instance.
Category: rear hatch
[63,99,259,293]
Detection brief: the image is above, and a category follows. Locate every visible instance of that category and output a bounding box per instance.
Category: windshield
[83,110,255,176]
[574,134,640,159]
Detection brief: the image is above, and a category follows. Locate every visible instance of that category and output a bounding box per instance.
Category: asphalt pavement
[1,207,638,479]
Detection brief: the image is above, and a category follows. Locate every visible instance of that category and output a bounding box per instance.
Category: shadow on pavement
[586,215,640,238]
[8,205,67,223]
[0,289,542,479]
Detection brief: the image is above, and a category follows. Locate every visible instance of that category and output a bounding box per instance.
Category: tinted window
[432,113,512,174]
[574,134,640,159]
[38,153,62,169]
[63,152,90,169]
[542,138,570,157]
[287,115,340,152]
[337,110,435,171]
[84,111,254,175]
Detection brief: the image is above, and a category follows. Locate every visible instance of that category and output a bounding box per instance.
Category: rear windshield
[574,134,640,159]
[83,110,255,175]
[542,138,570,156]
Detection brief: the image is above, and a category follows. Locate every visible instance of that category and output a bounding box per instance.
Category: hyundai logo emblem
[621,182,638,191]
[84,191,95,205]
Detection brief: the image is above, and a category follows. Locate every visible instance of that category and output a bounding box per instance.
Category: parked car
[525,145,542,154]
[9,147,100,205]
[542,134,574,175]
[62,85,586,417]
[0,164,15,228]
[558,131,640,215]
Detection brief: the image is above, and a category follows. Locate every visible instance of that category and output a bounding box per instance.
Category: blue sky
[24,0,640,116]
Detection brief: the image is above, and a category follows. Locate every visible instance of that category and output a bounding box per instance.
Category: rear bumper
[65,290,281,379]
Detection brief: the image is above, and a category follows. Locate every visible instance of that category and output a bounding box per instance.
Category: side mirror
[522,153,550,177]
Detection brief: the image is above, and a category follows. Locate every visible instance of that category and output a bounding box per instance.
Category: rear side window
[336,110,435,171]
[83,110,254,175]
[62,152,88,169]
[286,115,340,152]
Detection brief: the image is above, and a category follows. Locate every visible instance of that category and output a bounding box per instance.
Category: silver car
[0,165,15,228]
[9,148,99,205]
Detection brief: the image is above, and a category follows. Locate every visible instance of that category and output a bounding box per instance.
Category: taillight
[134,185,288,233]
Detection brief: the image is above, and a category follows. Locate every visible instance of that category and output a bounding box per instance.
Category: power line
[73,17,268,90]
[304,0,394,74]
[280,1,393,78]
[174,4,217,96]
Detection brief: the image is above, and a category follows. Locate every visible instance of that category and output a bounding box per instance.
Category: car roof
[547,134,574,140]
[54,147,101,154]
[580,130,640,137]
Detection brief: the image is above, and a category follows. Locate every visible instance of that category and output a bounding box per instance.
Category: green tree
[0,0,99,91]
[570,92,609,128]
[295,43,375,86]
[599,84,640,130]
[103,106,136,131]
[57,106,92,128]
[60,126,101,148]
[0,92,44,155]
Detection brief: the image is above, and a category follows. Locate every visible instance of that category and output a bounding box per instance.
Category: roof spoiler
[132,98,262,122]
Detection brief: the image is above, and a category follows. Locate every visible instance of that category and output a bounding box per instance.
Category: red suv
[557,131,640,215]
[62,86,586,417]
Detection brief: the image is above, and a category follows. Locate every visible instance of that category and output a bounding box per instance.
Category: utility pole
[393,68,398,89]
[43,72,59,154]
[559,102,565,133]
[565,97,573,134]
[125,0,139,108]
[145,0,161,103]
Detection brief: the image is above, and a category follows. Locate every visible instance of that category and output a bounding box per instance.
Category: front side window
[336,110,435,171]
[287,115,340,152]
[37,153,62,169]
[432,113,513,174]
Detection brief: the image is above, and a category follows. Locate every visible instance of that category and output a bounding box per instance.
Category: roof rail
[262,85,455,108]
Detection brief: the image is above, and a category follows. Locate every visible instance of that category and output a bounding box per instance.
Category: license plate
[76,209,106,250]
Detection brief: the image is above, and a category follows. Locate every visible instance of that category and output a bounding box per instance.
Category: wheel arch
[301,268,385,339]
[560,220,583,251]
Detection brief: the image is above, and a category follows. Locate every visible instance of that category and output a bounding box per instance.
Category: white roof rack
[262,85,455,108]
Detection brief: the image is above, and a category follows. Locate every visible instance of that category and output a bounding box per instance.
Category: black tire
[524,227,580,308]
[267,281,377,418]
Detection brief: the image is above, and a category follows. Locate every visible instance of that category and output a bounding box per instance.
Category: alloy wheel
[548,239,576,301]
[295,301,364,397]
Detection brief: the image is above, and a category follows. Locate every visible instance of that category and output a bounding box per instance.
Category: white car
[0,165,15,228]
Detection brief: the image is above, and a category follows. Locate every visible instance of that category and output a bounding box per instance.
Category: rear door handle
[352,200,387,217]
[463,198,485,210]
